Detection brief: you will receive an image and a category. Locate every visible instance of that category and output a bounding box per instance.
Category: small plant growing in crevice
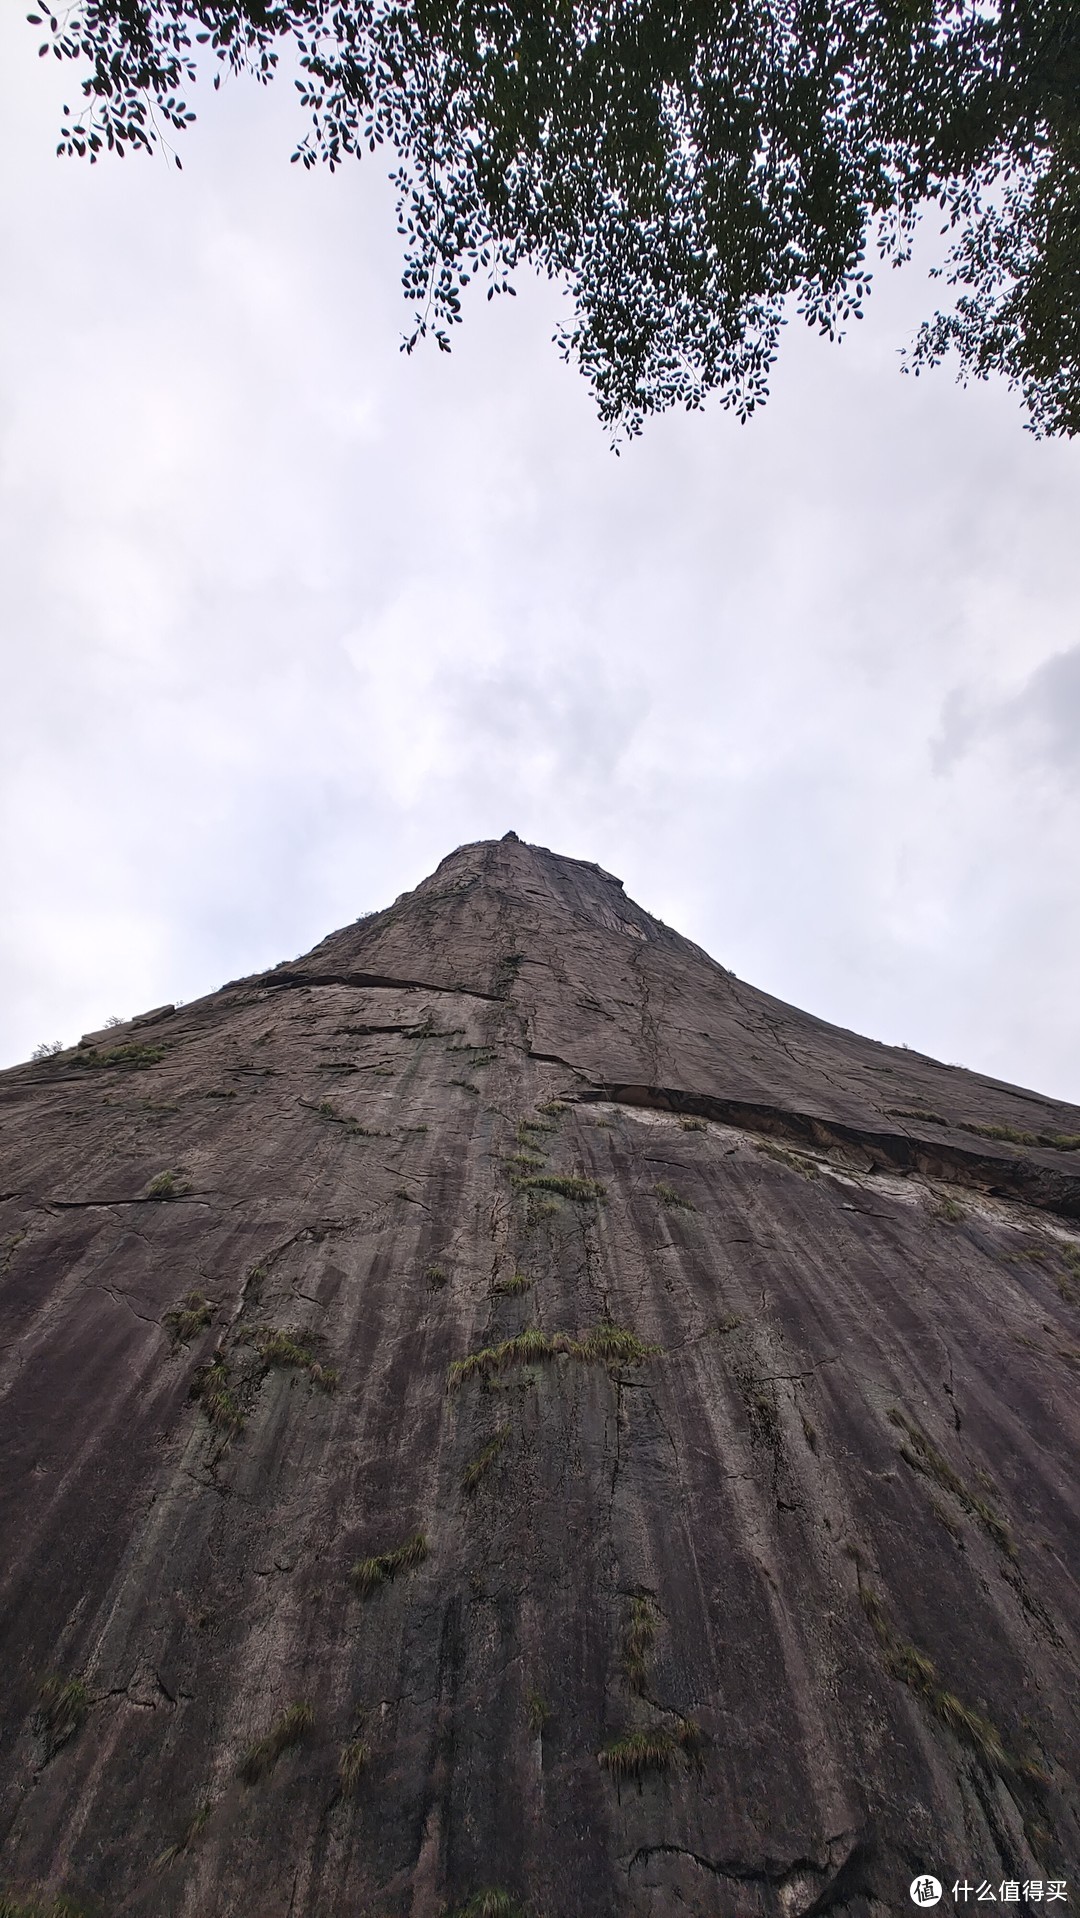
[856,1576,1042,1783]
[888,1409,1014,1556]
[753,1139,819,1179]
[931,1194,966,1224]
[462,1430,508,1496]
[598,1719,704,1785]
[536,1101,567,1117]
[451,1893,526,1918]
[34,1675,90,1754]
[190,1356,245,1435]
[164,1291,214,1343]
[30,1040,65,1061]
[511,1173,606,1202]
[653,1181,695,1210]
[622,1595,660,1694]
[678,1116,706,1132]
[253,1326,338,1391]
[154,1798,212,1869]
[958,1119,1039,1147]
[492,1272,531,1296]
[426,1264,448,1290]
[339,1736,370,1795]
[314,1100,379,1138]
[448,1323,658,1390]
[351,1532,428,1598]
[525,1688,551,1735]
[505,1151,546,1172]
[76,1042,166,1071]
[147,1170,188,1200]
[238,1702,314,1783]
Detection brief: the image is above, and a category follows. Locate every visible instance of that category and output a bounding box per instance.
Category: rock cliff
[1,834,1079,1918]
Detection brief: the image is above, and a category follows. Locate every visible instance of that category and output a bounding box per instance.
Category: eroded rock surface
[1,835,1078,1917]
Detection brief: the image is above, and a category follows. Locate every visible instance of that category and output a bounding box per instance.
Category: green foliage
[146,1169,190,1199]
[448,1323,657,1390]
[314,1100,377,1137]
[190,1356,245,1435]
[238,1702,314,1783]
[622,1596,659,1694]
[511,1174,606,1203]
[461,1430,507,1496]
[754,1140,819,1179]
[598,1720,703,1782]
[652,1181,695,1210]
[255,1325,338,1390]
[535,1101,567,1117]
[960,1119,1039,1146]
[931,1194,966,1223]
[426,1264,448,1290]
[164,1290,214,1342]
[35,1675,90,1751]
[450,1894,525,1918]
[154,1799,212,1869]
[351,1532,428,1598]
[857,1578,1043,1781]
[338,1737,369,1794]
[30,1041,64,1061]
[76,1043,165,1070]
[1044,1133,1080,1151]
[492,1272,531,1295]
[41,0,1080,439]
[678,1117,706,1132]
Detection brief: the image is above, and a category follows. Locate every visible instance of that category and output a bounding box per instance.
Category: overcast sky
[3,19,1079,1103]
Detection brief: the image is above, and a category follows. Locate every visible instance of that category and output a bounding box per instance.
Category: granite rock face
[1,835,1079,1918]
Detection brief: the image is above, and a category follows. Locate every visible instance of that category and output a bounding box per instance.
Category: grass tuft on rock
[856,1578,1031,1778]
[462,1430,508,1496]
[154,1799,212,1869]
[598,1719,703,1783]
[511,1173,606,1202]
[888,1410,1015,1556]
[190,1356,245,1435]
[35,1675,90,1751]
[339,1737,370,1795]
[622,1596,659,1693]
[164,1290,214,1343]
[254,1327,338,1392]
[492,1272,531,1295]
[147,1170,187,1200]
[351,1532,428,1598]
[448,1323,657,1390]
[238,1702,314,1783]
[76,1042,165,1071]
[653,1181,695,1209]
[451,1893,526,1918]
